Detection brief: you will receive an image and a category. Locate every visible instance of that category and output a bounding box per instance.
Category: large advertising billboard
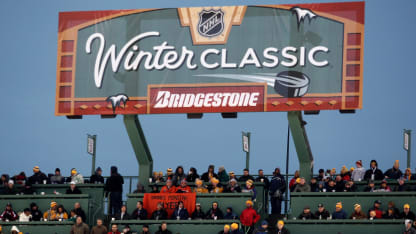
[56,2,364,116]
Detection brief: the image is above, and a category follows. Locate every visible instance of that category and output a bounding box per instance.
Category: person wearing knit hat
[293,177,311,193]
[340,166,351,181]
[240,200,260,234]
[364,159,384,181]
[276,220,289,234]
[176,179,191,193]
[0,203,18,221]
[400,204,416,220]
[70,168,84,184]
[314,203,330,220]
[218,166,230,183]
[43,201,58,221]
[218,224,231,234]
[253,220,269,233]
[28,166,48,185]
[242,179,257,201]
[230,223,243,234]
[384,160,403,180]
[225,178,242,193]
[210,178,224,193]
[229,171,237,180]
[350,203,367,219]
[193,178,208,193]
[332,202,347,219]
[289,170,300,192]
[50,168,65,184]
[160,179,176,193]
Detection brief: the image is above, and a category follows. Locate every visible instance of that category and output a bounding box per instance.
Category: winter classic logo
[197,9,225,37]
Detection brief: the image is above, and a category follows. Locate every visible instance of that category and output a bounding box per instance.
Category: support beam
[287,111,314,181]
[124,115,153,188]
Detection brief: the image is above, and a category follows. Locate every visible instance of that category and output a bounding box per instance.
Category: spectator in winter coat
[28,166,48,184]
[131,201,147,220]
[66,182,82,194]
[218,166,230,183]
[343,181,356,192]
[0,203,19,221]
[394,178,412,191]
[171,201,189,220]
[293,178,311,192]
[377,180,392,192]
[225,179,242,193]
[384,160,403,180]
[160,179,176,193]
[115,205,130,220]
[70,168,84,184]
[141,224,151,234]
[350,204,367,219]
[105,166,124,216]
[387,201,400,218]
[404,219,416,234]
[240,200,260,234]
[43,201,59,221]
[314,204,330,220]
[151,202,168,220]
[332,202,347,219]
[18,208,32,222]
[276,220,290,234]
[193,179,208,193]
[191,203,205,220]
[91,219,108,234]
[30,203,42,221]
[309,178,319,192]
[133,183,146,193]
[363,180,376,192]
[50,168,65,184]
[74,202,87,222]
[70,216,89,234]
[242,180,256,201]
[223,207,238,220]
[351,160,366,181]
[186,167,200,182]
[230,223,243,234]
[383,207,399,219]
[210,178,224,193]
[289,171,300,192]
[255,169,270,189]
[155,222,172,234]
[253,220,269,234]
[238,169,255,182]
[172,166,186,186]
[269,168,286,215]
[201,165,219,182]
[340,166,351,181]
[90,167,104,184]
[206,202,224,220]
[298,206,315,220]
[368,200,383,219]
[364,160,384,181]
[400,204,416,221]
[56,205,69,220]
[4,180,18,195]
[219,224,231,234]
[176,179,191,193]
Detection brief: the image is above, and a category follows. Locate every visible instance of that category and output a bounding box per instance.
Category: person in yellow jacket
[193,179,208,193]
[210,178,223,193]
[56,205,69,220]
[43,201,58,221]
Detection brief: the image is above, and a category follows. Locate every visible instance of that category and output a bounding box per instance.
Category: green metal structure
[287,111,314,181]
[124,115,153,188]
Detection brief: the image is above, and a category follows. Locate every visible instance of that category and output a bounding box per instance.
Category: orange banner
[143,193,196,218]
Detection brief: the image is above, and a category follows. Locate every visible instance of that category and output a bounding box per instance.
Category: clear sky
[0,0,415,180]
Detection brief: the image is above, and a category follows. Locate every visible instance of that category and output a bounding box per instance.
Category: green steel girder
[124,115,153,187]
[287,111,314,181]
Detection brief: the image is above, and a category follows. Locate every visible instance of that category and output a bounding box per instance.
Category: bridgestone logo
[154,91,260,108]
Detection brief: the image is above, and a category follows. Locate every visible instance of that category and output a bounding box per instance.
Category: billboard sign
[56,2,364,116]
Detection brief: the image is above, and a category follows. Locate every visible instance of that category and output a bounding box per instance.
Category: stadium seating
[0,221,73,234]
[111,219,242,234]
[290,192,416,216]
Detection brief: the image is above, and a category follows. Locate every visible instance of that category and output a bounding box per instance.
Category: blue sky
[0,0,415,180]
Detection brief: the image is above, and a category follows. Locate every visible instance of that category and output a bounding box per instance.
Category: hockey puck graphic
[274,71,310,97]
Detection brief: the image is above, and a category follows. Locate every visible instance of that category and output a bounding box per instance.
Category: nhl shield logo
[197,9,224,37]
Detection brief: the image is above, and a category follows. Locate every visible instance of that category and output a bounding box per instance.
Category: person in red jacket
[240,200,260,234]
[160,179,176,193]
[175,179,191,193]
[107,224,121,234]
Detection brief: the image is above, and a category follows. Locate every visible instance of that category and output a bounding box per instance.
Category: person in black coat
[131,201,148,220]
[155,222,172,234]
[191,203,205,220]
[28,166,48,185]
[206,202,224,220]
[186,167,200,182]
[74,202,86,222]
[66,182,82,194]
[115,205,130,220]
[90,167,104,184]
[105,166,124,216]
[171,201,189,220]
[269,168,286,215]
[384,160,403,180]
[30,203,42,221]
[364,160,384,181]
[201,165,219,182]
[151,202,168,220]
